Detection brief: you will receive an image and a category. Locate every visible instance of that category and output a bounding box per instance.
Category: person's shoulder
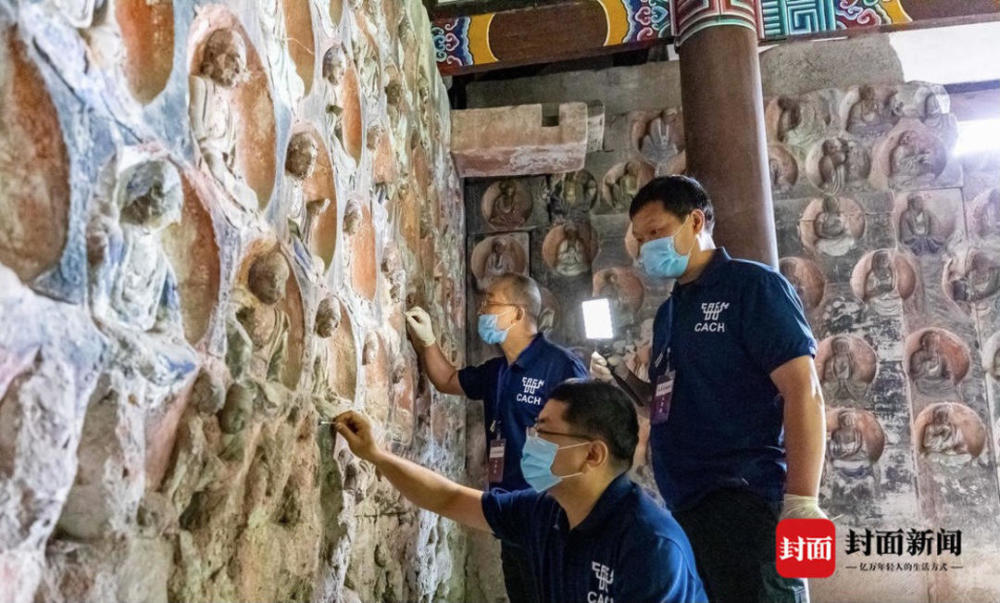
[539,337,586,367]
[727,256,781,282]
[626,487,691,545]
[726,257,794,293]
[487,487,557,515]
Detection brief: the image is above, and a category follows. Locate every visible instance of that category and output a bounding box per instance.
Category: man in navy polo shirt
[404,273,587,601]
[331,380,706,603]
[592,176,827,602]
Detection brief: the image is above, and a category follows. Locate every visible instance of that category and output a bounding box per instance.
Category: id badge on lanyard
[488,429,506,484]
[650,349,674,425]
[488,366,508,484]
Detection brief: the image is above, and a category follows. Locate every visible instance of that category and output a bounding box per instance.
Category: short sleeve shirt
[482,474,707,603]
[458,334,587,491]
[648,248,817,511]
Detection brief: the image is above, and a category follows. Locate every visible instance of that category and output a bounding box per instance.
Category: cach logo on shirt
[516,377,545,406]
[695,301,730,333]
[588,561,614,602]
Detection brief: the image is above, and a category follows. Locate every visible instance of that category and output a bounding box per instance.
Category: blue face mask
[520,433,589,492]
[478,309,514,345]
[638,217,692,280]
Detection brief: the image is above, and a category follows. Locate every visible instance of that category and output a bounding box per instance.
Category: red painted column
[672,2,778,267]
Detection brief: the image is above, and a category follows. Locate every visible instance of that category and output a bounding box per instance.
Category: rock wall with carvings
[0,0,468,602]
[464,81,1000,600]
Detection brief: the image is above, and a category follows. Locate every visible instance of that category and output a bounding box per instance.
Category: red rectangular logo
[776,519,836,578]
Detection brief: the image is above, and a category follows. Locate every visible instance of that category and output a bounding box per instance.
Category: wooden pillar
[672,2,778,267]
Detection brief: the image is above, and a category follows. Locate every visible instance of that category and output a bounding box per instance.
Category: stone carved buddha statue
[607,162,641,212]
[190,29,254,211]
[823,337,868,401]
[951,255,1000,306]
[813,195,854,256]
[847,85,892,136]
[555,223,589,277]
[484,238,515,282]
[87,159,196,390]
[828,410,869,469]
[256,0,304,102]
[284,132,325,244]
[921,405,970,459]
[909,331,953,396]
[890,131,937,187]
[227,250,291,415]
[489,181,527,228]
[310,295,352,418]
[863,250,900,315]
[899,193,944,255]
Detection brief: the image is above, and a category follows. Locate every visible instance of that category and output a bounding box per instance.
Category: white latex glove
[589,352,623,383]
[779,494,828,521]
[404,306,436,347]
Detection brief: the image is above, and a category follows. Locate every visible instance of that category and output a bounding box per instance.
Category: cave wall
[0,0,468,601]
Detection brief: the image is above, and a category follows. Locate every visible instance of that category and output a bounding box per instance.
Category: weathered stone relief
[0,0,467,601]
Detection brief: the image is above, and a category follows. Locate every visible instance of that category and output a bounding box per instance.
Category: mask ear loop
[676,214,697,257]
[551,440,593,480]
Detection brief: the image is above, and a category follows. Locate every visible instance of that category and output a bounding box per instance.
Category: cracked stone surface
[0,1,470,601]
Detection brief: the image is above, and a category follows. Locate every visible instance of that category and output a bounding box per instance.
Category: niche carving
[281,0,316,94]
[904,328,970,397]
[188,13,278,211]
[893,190,959,256]
[229,243,305,401]
[349,203,376,300]
[481,180,531,230]
[600,161,653,214]
[470,233,529,291]
[0,30,71,284]
[283,127,337,273]
[541,221,598,278]
[850,249,918,315]
[322,44,363,162]
[116,0,175,103]
[815,335,877,402]
[914,402,987,464]
[825,407,885,478]
[778,257,825,311]
[161,171,222,345]
[798,195,866,257]
[943,250,1000,312]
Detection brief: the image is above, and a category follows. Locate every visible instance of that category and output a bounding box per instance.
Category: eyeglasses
[527,425,593,442]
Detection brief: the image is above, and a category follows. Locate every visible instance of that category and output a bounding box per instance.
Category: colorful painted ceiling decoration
[431,0,1000,74]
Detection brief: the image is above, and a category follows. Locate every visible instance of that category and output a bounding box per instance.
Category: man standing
[405,273,587,602]
[332,380,707,603]
[592,176,827,602]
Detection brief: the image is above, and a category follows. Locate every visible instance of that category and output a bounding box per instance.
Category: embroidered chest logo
[589,562,614,603]
[517,377,545,405]
[696,301,730,333]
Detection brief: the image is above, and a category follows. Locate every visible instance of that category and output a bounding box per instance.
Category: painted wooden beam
[431,0,1000,75]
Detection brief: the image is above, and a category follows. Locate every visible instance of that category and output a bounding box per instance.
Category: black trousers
[673,488,807,603]
[500,541,539,603]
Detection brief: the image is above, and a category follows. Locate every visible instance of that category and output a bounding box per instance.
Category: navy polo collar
[571,472,634,534]
[673,247,731,293]
[509,332,546,370]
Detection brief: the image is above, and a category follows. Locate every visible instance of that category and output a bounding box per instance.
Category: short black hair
[628,175,715,228]
[547,379,638,469]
